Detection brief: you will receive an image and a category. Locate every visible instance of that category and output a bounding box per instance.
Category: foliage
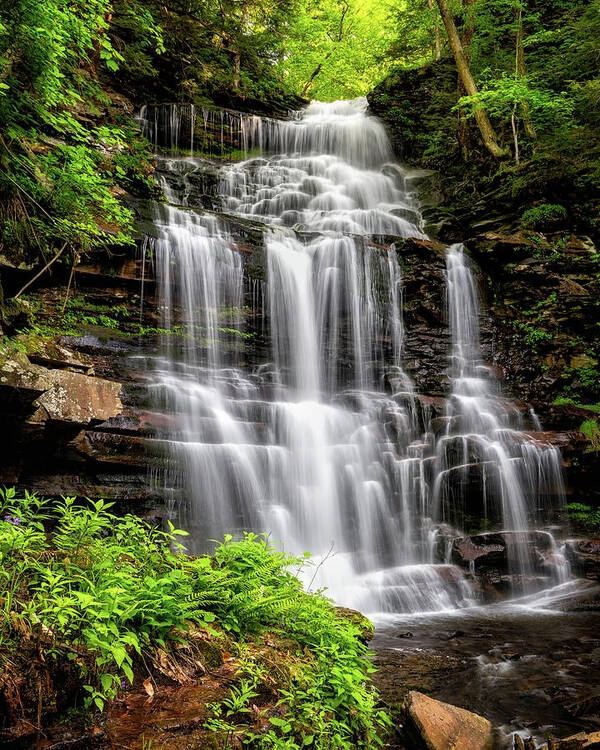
[278,0,399,101]
[0,491,389,746]
[387,0,443,66]
[0,0,159,272]
[567,502,600,531]
[456,74,574,155]
[511,320,552,350]
[521,203,568,229]
[580,418,600,450]
[380,0,600,190]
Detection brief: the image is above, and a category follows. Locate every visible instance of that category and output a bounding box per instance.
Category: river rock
[404,690,493,750]
[334,607,374,643]
[516,730,600,750]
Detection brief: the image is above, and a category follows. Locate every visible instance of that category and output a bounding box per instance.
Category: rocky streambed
[373,579,600,748]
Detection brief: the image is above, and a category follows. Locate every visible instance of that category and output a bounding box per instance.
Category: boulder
[564,539,600,580]
[23,337,95,374]
[0,352,52,400]
[404,690,493,750]
[69,430,165,470]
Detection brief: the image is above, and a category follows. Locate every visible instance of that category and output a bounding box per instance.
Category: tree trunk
[515,5,535,139]
[434,0,507,158]
[302,62,325,97]
[457,0,475,160]
[428,0,441,59]
[233,50,241,93]
[511,104,520,164]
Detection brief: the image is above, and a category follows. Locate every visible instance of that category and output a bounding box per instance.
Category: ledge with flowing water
[130,98,576,618]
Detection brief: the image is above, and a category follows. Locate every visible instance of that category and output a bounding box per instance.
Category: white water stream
[139,99,566,615]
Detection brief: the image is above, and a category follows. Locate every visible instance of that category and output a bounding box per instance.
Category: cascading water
[138,99,567,615]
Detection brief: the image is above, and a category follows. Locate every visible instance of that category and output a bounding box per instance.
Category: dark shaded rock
[564,540,600,580]
[69,430,164,470]
[451,531,556,577]
[516,730,600,750]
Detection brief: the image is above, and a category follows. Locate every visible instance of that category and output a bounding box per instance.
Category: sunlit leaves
[279,0,399,100]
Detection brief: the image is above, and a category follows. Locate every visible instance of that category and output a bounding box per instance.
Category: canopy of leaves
[277,0,399,101]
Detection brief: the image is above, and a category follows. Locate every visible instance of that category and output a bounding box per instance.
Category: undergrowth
[0,490,389,748]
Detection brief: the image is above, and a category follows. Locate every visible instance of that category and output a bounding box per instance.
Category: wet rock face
[0,224,454,508]
[451,531,557,575]
[466,231,600,409]
[1,101,595,510]
[370,65,600,503]
[404,690,493,750]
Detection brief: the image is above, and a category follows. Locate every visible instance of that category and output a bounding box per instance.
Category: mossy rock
[335,606,374,643]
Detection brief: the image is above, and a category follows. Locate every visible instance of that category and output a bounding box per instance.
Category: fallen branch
[14,242,69,300]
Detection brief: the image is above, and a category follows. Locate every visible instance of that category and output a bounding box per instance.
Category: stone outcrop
[404,690,493,750]
[369,60,600,509]
[0,344,154,506]
[0,96,597,513]
[449,531,567,597]
[31,369,122,425]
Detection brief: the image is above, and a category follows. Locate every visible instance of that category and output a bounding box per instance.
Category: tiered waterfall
[138,99,566,615]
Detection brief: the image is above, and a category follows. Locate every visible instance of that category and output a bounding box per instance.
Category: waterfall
[139,98,567,615]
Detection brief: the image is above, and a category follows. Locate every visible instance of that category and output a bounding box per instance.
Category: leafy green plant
[0,491,390,746]
[511,320,552,349]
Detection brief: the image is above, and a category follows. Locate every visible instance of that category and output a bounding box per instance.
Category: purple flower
[121,680,126,689]
[4,515,20,526]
